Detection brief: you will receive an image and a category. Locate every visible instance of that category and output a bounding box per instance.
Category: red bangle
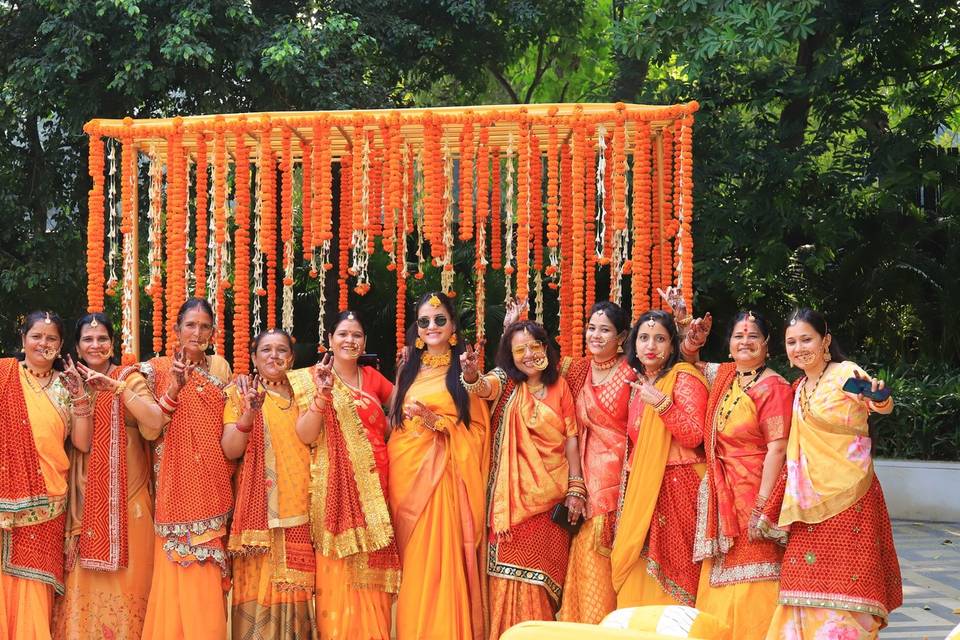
[235,422,253,434]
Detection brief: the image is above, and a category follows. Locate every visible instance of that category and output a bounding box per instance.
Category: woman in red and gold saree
[462,321,582,639]
[388,292,490,640]
[53,313,164,640]
[611,310,709,609]
[140,298,234,640]
[1,311,88,640]
[222,328,315,639]
[679,310,792,637]
[764,309,901,639]
[291,311,400,640]
[556,301,635,624]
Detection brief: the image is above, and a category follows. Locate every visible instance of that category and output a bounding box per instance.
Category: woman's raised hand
[503,297,529,329]
[77,361,119,393]
[312,352,334,397]
[236,374,266,415]
[460,343,480,382]
[60,354,85,398]
[169,349,195,395]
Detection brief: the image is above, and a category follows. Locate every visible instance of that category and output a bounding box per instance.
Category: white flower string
[106,140,120,292]
[414,149,426,279]
[252,161,264,335]
[147,146,164,354]
[120,149,138,358]
[596,126,608,259]
[206,160,218,307]
[350,136,372,293]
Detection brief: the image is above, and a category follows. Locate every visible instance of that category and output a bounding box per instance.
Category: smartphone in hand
[841,377,892,402]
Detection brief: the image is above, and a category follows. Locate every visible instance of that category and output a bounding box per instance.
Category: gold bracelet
[114,380,128,396]
[654,396,673,415]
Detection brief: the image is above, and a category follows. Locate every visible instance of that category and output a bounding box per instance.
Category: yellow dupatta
[610,362,706,592]
[779,360,874,526]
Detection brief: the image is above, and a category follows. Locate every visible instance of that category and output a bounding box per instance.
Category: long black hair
[389,292,471,428]
[496,321,560,386]
[74,312,118,367]
[625,309,681,382]
[785,307,846,363]
[17,310,66,371]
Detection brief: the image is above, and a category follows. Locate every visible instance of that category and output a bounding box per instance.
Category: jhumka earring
[823,347,832,363]
[415,338,425,349]
[448,334,458,346]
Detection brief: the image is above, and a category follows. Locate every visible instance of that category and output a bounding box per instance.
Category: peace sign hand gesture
[168,349,195,398]
[503,297,529,329]
[60,354,85,399]
[460,343,481,382]
[312,352,334,398]
[628,374,668,408]
[76,361,118,394]
[236,374,266,415]
[657,286,687,323]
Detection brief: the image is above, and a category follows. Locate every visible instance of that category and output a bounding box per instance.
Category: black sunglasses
[416,315,449,329]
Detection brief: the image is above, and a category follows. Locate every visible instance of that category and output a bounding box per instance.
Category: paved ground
[884,520,960,639]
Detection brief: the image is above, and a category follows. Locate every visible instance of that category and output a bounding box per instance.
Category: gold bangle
[654,396,673,415]
[114,380,128,396]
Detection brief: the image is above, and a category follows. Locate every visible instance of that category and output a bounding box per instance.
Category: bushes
[868,360,960,461]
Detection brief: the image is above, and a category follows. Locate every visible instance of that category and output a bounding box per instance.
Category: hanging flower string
[558,143,574,355]
[502,136,515,300]
[212,119,228,353]
[440,142,455,296]
[631,121,652,320]
[570,115,587,355]
[459,118,474,241]
[545,123,560,282]
[232,129,252,373]
[194,134,209,297]
[146,146,164,354]
[676,113,695,311]
[83,124,106,312]
[337,153,353,312]
[105,140,119,296]
[119,125,137,363]
[583,128,597,318]
[490,147,502,271]
[609,110,627,304]
[515,117,530,307]
[474,127,490,369]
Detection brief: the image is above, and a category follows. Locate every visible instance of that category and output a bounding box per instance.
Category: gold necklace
[23,363,53,379]
[716,366,765,432]
[21,365,56,393]
[262,378,289,388]
[801,363,830,416]
[421,350,451,368]
[334,365,362,390]
[592,355,618,370]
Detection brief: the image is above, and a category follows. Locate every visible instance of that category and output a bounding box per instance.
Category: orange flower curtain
[83,102,698,372]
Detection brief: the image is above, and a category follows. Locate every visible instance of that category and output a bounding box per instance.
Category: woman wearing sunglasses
[460,320,582,638]
[387,292,489,640]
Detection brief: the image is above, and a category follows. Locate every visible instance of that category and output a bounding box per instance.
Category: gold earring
[448,334,458,346]
[415,337,425,349]
[823,348,831,363]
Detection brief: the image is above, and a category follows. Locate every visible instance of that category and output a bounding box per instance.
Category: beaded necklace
[716,365,766,432]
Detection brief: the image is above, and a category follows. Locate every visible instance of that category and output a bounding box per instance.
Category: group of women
[0,290,902,640]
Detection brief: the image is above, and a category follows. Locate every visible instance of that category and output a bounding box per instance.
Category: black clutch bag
[550,502,584,535]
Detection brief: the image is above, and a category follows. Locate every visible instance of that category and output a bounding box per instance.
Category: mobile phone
[841,377,892,402]
[358,353,380,368]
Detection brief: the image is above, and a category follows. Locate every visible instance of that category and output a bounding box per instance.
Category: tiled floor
[883,521,960,639]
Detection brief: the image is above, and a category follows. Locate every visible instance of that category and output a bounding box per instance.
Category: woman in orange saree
[291,311,400,640]
[1,311,88,640]
[222,328,316,638]
[678,310,792,637]
[53,313,164,640]
[387,292,489,640]
[556,301,635,624]
[140,298,234,640]
[461,320,582,639]
[611,310,709,609]
[764,309,901,639]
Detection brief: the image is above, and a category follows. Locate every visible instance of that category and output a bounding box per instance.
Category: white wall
[875,459,960,522]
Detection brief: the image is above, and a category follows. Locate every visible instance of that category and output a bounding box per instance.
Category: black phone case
[550,503,584,535]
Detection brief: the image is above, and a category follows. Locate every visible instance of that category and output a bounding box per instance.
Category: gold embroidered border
[642,553,696,607]
[0,494,65,529]
[778,589,888,619]
[310,378,395,558]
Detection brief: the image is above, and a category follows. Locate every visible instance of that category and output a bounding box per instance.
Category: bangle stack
[459,371,489,395]
[653,394,673,415]
[310,393,331,413]
[158,392,178,416]
[113,380,128,396]
[70,394,92,418]
[566,475,587,501]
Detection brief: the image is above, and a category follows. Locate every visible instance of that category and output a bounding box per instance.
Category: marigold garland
[475,126,490,369]
[490,147,502,270]
[301,140,314,263]
[677,115,695,311]
[423,116,444,257]
[260,137,278,328]
[85,128,105,313]
[194,134,209,297]
[280,129,294,332]
[368,146,383,240]
[570,117,587,356]
[545,124,560,279]
[233,130,252,374]
[660,124,674,299]
[119,125,137,362]
[165,120,188,352]
[631,121,652,321]
[212,120,228,354]
[338,153,353,311]
[558,143,574,356]
[459,119,474,241]
[515,118,530,306]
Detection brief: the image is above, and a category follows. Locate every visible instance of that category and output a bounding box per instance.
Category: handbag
[550,502,584,536]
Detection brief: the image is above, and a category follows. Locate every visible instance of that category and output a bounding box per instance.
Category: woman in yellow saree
[387,292,489,640]
[611,310,709,609]
[222,328,315,639]
[291,310,400,640]
[141,298,234,640]
[764,309,901,639]
[53,312,164,640]
[0,311,88,640]
[460,320,583,639]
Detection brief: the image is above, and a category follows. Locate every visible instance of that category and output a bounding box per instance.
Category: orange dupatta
[610,362,705,592]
